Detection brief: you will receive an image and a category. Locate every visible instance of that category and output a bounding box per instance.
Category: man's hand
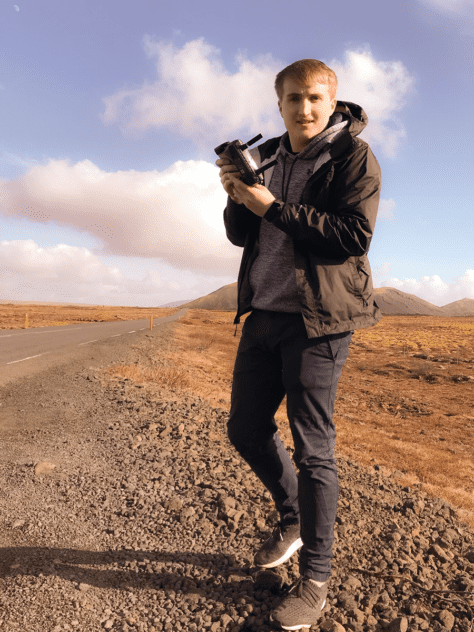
[216,157,242,203]
[226,174,276,217]
[216,158,275,215]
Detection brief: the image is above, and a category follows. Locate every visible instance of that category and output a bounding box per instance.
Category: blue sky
[1,0,473,306]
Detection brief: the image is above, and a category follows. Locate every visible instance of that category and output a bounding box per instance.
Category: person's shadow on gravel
[0,546,282,597]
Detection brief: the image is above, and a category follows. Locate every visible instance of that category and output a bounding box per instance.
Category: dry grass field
[0,303,178,329]
[3,303,473,527]
[110,310,474,528]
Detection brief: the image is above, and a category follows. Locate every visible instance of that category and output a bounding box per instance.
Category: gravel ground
[1,321,473,632]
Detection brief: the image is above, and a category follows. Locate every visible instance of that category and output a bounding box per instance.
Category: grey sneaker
[254,522,302,569]
[270,576,328,630]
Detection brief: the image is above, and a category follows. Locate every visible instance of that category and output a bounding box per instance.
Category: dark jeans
[228,310,351,581]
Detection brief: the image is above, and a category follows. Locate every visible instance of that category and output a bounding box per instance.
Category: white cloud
[102,37,281,146]
[102,38,414,158]
[0,239,234,306]
[0,239,124,304]
[378,198,396,220]
[0,158,242,276]
[419,0,474,18]
[388,270,474,306]
[417,0,474,37]
[329,48,415,158]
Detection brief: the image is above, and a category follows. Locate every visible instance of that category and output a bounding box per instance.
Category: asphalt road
[0,310,186,387]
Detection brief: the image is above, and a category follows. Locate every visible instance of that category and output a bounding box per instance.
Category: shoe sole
[270,599,326,630]
[257,537,303,568]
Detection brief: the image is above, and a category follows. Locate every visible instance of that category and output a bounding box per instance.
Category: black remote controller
[215,134,277,186]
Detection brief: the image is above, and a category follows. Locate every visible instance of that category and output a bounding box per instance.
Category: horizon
[1,0,473,307]
[2,284,474,311]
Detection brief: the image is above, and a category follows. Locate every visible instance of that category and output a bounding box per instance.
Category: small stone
[349,608,365,625]
[387,617,408,632]
[429,544,453,562]
[104,621,114,629]
[337,592,358,610]
[341,575,362,590]
[256,518,266,531]
[12,519,25,529]
[78,582,91,592]
[34,461,57,476]
[437,609,455,631]
[166,497,183,512]
[320,619,346,632]
[220,613,232,627]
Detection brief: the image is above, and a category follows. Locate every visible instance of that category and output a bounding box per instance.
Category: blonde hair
[275,59,338,100]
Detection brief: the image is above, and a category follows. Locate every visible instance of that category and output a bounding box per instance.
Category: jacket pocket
[349,258,371,304]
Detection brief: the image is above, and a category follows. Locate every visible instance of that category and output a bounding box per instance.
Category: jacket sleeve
[223,196,260,248]
[264,142,381,259]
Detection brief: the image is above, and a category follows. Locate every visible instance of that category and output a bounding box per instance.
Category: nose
[299,98,311,117]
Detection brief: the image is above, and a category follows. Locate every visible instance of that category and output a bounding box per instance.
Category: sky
[1,0,473,307]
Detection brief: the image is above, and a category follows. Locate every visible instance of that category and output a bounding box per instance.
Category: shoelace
[289,577,322,608]
[275,521,290,541]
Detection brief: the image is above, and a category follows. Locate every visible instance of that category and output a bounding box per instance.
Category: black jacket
[224,101,383,338]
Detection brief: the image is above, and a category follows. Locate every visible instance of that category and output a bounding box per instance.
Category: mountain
[440,298,474,317]
[184,283,238,310]
[158,300,191,308]
[184,283,474,317]
[373,287,446,316]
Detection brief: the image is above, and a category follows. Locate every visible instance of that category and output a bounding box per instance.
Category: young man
[216,59,381,630]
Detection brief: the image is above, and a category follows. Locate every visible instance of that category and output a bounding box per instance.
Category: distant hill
[184,283,237,311]
[158,300,191,308]
[184,283,474,317]
[440,298,474,317]
[373,287,446,316]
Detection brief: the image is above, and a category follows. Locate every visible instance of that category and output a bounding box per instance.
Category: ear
[330,98,337,114]
[278,100,283,117]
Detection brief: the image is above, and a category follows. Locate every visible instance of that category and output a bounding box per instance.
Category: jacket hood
[335,101,368,138]
[250,100,369,179]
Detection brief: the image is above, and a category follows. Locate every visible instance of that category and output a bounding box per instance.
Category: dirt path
[1,322,473,632]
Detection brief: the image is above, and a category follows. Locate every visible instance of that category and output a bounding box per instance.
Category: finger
[229,175,251,192]
[215,157,233,167]
[222,181,236,197]
[219,164,240,178]
[222,170,241,182]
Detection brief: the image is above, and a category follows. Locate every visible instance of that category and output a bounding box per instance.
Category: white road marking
[7,353,45,365]
[78,340,99,346]
[0,321,150,339]
[128,331,136,333]
[110,334,122,337]
[0,327,83,338]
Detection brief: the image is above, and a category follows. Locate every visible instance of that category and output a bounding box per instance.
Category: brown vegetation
[3,301,473,527]
[0,303,178,330]
[111,310,474,528]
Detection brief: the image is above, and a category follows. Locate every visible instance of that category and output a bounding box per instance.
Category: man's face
[278,76,337,152]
